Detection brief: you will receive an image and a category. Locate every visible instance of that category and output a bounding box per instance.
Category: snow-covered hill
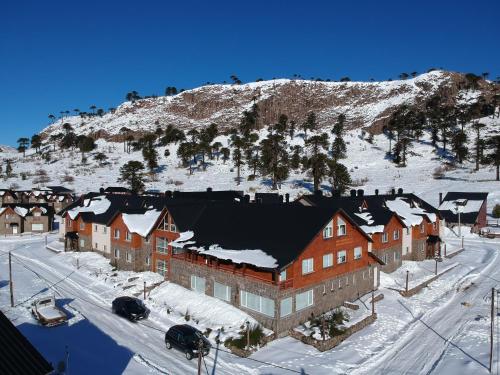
[39,70,495,140]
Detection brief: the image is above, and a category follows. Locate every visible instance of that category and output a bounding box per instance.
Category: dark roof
[254,193,283,204]
[0,204,54,217]
[103,186,131,193]
[0,310,53,375]
[44,186,73,193]
[188,203,371,269]
[172,190,244,201]
[439,211,480,225]
[441,192,489,202]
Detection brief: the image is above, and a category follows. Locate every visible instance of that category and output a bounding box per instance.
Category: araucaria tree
[17,137,29,157]
[486,135,500,181]
[301,112,317,142]
[31,134,42,154]
[119,161,145,193]
[304,132,329,192]
[142,137,159,173]
[472,122,486,171]
[230,134,245,184]
[331,114,347,162]
[327,160,351,194]
[77,136,96,162]
[259,126,289,190]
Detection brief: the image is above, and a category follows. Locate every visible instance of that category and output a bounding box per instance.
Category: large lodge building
[57,187,445,334]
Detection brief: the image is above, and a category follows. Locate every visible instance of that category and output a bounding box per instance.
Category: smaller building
[438,192,488,233]
[0,204,54,235]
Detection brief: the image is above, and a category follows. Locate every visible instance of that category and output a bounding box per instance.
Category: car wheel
[185,351,193,360]
[165,341,172,350]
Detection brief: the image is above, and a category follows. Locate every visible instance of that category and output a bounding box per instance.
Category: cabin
[438,192,488,233]
[0,204,54,235]
[153,202,381,335]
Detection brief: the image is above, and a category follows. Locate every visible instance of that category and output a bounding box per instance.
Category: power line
[9,255,305,374]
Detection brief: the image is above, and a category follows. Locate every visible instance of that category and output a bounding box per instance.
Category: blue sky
[1,0,499,146]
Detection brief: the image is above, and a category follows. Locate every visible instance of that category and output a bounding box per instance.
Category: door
[373,266,378,288]
[12,225,18,234]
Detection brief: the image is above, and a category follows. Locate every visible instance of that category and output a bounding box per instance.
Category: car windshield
[185,331,204,343]
[124,300,145,313]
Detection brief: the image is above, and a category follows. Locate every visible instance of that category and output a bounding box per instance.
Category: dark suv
[111,296,150,321]
[165,324,211,360]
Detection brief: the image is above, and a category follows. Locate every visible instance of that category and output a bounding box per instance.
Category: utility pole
[143,281,146,300]
[197,339,203,375]
[435,258,438,276]
[490,287,495,373]
[405,270,409,293]
[9,252,14,307]
[246,321,250,351]
[371,289,375,315]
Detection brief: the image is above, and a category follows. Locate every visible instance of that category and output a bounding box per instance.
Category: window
[323,220,333,239]
[382,232,388,243]
[5,214,10,220]
[79,239,85,248]
[279,270,286,282]
[170,223,177,232]
[94,225,98,232]
[114,248,120,258]
[337,218,347,236]
[395,252,401,261]
[79,222,85,230]
[114,229,120,239]
[214,282,231,302]
[31,223,43,231]
[393,230,400,240]
[240,290,275,317]
[190,275,206,294]
[156,237,168,254]
[296,290,313,311]
[103,245,107,252]
[302,258,314,274]
[126,252,132,263]
[420,223,425,233]
[95,242,98,249]
[103,227,107,234]
[34,211,41,217]
[337,250,347,264]
[62,218,65,225]
[354,247,362,260]
[433,222,437,229]
[145,256,150,266]
[125,231,132,242]
[156,259,167,276]
[323,253,333,268]
[158,215,169,231]
[280,297,293,317]
[406,228,410,235]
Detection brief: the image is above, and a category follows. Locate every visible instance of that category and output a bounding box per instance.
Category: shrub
[493,204,500,219]
[432,166,445,179]
[184,310,190,321]
[204,328,212,337]
[225,324,264,350]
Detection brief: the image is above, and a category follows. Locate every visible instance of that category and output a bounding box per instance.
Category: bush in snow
[184,309,190,321]
[224,324,264,350]
[432,166,445,179]
[493,204,500,219]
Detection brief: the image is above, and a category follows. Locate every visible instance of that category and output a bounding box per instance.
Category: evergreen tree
[5,159,13,177]
[472,122,486,171]
[327,160,351,194]
[486,136,500,181]
[142,138,158,173]
[160,125,185,145]
[211,141,223,161]
[94,152,108,165]
[230,134,245,184]
[31,134,42,154]
[290,145,303,170]
[451,129,468,163]
[119,161,145,193]
[220,147,230,164]
[301,112,317,142]
[177,142,193,172]
[49,133,63,152]
[289,120,296,139]
[331,114,347,162]
[17,137,29,157]
[259,130,289,189]
[78,136,96,161]
[304,133,329,192]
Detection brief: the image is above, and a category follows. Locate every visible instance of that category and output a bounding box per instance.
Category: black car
[111,296,150,321]
[165,324,211,360]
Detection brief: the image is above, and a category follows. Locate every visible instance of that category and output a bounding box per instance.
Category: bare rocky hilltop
[41,70,497,140]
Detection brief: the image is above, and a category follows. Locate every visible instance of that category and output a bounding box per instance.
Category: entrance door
[12,225,18,234]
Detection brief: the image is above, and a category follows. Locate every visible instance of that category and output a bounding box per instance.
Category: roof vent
[350,189,356,197]
[375,189,379,196]
[397,188,403,195]
[391,188,396,196]
[285,193,290,203]
[357,189,364,197]
[207,187,213,193]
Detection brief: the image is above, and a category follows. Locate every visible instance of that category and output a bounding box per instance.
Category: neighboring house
[0,189,20,205]
[438,192,489,233]
[0,204,54,235]
[108,208,162,271]
[157,202,381,335]
[0,311,54,375]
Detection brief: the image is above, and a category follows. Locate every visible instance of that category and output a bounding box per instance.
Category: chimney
[165,190,172,198]
[391,188,396,196]
[244,194,250,203]
[439,192,443,205]
[279,195,283,203]
[375,189,379,196]
[397,188,403,195]
[99,187,104,194]
[357,189,364,197]
[206,187,213,193]
[285,193,290,203]
[350,189,356,197]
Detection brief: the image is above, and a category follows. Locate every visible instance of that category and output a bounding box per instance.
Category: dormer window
[323,220,333,239]
[337,218,347,236]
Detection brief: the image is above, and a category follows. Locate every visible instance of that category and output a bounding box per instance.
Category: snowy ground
[1,231,500,374]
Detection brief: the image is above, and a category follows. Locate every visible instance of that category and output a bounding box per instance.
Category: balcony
[278,279,294,290]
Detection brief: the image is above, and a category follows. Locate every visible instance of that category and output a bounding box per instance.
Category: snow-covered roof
[14,207,28,217]
[191,244,278,269]
[385,197,436,226]
[122,209,162,237]
[438,199,483,214]
[68,196,111,220]
[170,231,195,247]
[354,211,385,234]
